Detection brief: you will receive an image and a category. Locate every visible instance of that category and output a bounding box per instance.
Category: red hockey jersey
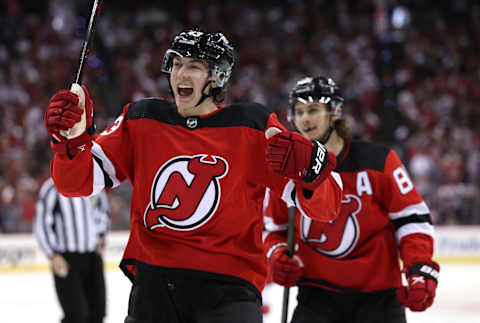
[264,140,434,292]
[51,98,342,292]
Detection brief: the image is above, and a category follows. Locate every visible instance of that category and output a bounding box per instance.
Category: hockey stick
[280,205,296,323]
[60,0,102,139]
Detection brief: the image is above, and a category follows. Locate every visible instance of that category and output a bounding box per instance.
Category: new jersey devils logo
[144,154,228,231]
[300,194,361,258]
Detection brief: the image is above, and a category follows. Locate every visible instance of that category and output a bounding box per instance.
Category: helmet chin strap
[319,115,334,144]
[194,81,212,107]
[320,126,334,144]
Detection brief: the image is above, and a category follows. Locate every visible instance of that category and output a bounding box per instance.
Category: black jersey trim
[336,140,390,172]
[125,98,271,131]
[392,213,432,231]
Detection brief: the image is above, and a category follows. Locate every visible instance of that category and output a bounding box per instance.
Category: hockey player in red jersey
[44,29,342,323]
[264,76,439,323]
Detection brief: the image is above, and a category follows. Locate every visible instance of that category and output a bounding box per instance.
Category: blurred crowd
[1,0,479,232]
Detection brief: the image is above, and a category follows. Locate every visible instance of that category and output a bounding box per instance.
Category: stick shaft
[60,0,101,139]
[281,287,290,323]
[75,0,100,84]
[280,206,296,323]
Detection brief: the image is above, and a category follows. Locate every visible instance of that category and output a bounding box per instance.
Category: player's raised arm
[46,85,129,197]
[45,85,97,196]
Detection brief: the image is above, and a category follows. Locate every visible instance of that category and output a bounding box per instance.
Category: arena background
[1,0,479,322]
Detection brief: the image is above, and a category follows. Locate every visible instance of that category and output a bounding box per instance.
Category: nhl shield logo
[186,117,198,129]
[144,154,228,231]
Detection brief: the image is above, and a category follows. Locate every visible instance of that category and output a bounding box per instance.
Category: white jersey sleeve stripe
[388,201,430,220]
[91,141,121,194]
[281,180,296,208]
[395,222,434,243]
[92,159,106,196]
[264,215,288,233]
[330,171,343,190]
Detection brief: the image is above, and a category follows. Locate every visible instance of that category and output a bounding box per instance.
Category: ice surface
[1,263,479,323]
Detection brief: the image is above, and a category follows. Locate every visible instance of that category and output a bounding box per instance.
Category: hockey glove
[397,261,440,312]
[45,84,94,158]
[269,246,304,287]
[266,131,336,183]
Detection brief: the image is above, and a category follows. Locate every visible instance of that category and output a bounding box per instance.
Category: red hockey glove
[270,246,304,287]
[397,262,440,312]
[266,131,336,183]
[45,84,94,158]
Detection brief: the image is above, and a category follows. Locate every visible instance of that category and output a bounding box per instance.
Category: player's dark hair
[332,117,352,141]
[209,87,226,104]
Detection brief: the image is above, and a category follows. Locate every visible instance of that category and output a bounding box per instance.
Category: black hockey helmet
[287,76,344,122]
[161,29,235,88]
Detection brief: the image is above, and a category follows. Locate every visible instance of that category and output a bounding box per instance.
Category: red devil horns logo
[300,194,361,258]
[144,154,228,231]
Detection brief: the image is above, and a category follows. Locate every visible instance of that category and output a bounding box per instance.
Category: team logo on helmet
[144,154,228,231]
[300,194,361,258]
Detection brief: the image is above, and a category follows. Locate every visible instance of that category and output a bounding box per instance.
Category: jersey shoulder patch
[215,102,271,131]
[338,140,390,172]
[126,98,179,124]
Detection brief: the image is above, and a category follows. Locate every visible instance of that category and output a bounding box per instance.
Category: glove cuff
[408,262,440,284]
[50,131,93,159]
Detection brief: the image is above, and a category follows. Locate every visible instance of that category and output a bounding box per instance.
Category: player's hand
[45,89,83,141]
[45,84,94,158]
[270,246,304,287]
[397,262,440,311]
[52,253,69,278]
[266,130,336,183]
[96,236,106,254]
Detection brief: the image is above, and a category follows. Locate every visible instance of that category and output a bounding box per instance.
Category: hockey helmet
[162,29,235,88]
[288,76,344,122]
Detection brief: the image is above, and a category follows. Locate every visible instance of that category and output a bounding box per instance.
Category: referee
[34,177,110,323]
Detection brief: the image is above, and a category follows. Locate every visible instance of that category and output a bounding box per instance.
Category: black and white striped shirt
[34,178,110,258]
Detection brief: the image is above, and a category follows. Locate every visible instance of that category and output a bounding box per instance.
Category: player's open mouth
[304,126,316,133]
[178,86,194,98]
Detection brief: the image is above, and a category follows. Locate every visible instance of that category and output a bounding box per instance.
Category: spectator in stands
[0,0,479,229]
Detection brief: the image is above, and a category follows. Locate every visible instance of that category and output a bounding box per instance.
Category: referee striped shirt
[34,178,110,258]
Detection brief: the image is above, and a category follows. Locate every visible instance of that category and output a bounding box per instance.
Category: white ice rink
[1,263,479,323]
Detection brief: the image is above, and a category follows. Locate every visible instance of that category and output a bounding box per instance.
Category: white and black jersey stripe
[33,178,110,258]
[389,201,434,243]
[91,142,121,195]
